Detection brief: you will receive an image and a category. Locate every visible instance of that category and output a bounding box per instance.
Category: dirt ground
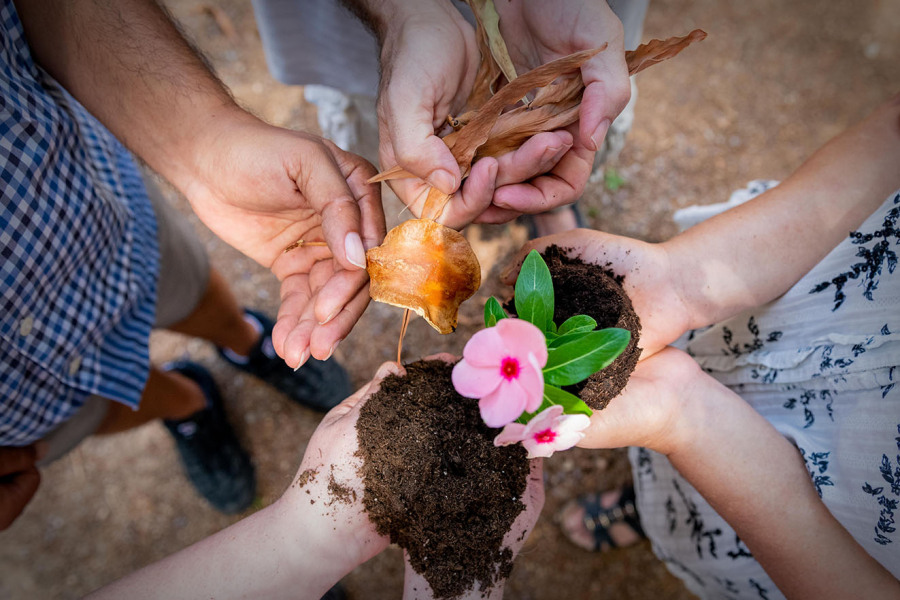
[1,1,898,599]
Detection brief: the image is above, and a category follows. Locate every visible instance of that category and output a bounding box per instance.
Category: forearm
[669,375,900,599]
[85,499,346,600]
[666,94,900,329]
[13,0,250,192]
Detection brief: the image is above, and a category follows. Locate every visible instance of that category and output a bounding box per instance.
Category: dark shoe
[321,583,347,600]
[163,361,256,514]
[218,309,353,412]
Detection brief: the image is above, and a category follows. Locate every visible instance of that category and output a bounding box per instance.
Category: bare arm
[12,0,242,192]
[576,349,900,600]
[671,363,900,600]
[667,94,900,329]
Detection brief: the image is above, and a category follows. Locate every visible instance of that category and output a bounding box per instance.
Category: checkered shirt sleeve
[0,0,160,445]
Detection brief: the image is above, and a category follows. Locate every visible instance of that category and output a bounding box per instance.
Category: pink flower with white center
[451,318,548,428]
[493,405,590,459]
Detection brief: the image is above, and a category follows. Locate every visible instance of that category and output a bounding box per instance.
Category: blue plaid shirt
[0,0,159,445]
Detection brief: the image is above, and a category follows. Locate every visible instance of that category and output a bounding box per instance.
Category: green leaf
[543,328,631,386]
[543,384,593,417]
[517,293,545,331]
[484,296,506,328]
[548,330,591,348]
[515,250,554,331]
[558,315,597,336]
[517,385,592,423]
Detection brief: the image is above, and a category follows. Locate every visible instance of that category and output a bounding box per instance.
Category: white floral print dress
[630,183,900,600]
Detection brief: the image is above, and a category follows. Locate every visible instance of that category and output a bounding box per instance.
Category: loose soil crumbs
[507,245,642,410]
[295,468,318,488]
[327,466,357,506]
[357,360,530,599]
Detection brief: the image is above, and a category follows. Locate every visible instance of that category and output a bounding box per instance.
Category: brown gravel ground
[1,1,898,599]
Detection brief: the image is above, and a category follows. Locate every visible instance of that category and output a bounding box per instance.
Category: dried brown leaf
[626,29,707,76]
[366,219,481,334]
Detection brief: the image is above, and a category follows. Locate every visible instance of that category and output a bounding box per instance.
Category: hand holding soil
[503,230,692,359]
[281,362,404,572]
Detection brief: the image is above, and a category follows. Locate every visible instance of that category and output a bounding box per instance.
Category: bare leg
[166,268,259,356]
[95,368,207,434]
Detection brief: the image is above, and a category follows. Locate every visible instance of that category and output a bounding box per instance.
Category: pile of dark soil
[357,360,530,599]
[507,245,642,410]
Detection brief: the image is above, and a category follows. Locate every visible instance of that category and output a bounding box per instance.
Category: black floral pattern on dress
[799,447,834,498]
[862,424,900,545]
[726,533,753,560]
[749,578,770,600]
[783,388,835,428]
[809,193,899,311]
[635,447,656,482]
[673,478,723,559]
[721,316,784,358]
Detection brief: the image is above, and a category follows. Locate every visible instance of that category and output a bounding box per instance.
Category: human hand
[181,113,386,367]
[572,347,709,455]
[481,0,632,216]
[401,459,545,600]
[0,443,46,530]
[278,361,403,582]
[502,229,692,360]
[376,1,576,229]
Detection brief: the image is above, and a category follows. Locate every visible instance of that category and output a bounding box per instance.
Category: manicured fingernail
[325,340,341,361]
[34,441,49,461]
[589,119,611,152]
[319,307,341,326]
[293,348,310,371]
[427,169,458,195]
[344,232,367,269]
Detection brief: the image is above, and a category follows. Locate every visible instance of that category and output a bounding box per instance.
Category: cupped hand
[502,229,692,359]
[575,347,706,455]
[280,361,404,574]
[183,114,387,367]
[0,443,45,530]
[480,0,631,216]
[401,459,545,600]
[376,3,578,230]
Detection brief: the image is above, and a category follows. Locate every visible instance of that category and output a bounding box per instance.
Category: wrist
[167,106,262,202]
[276,496,359,594]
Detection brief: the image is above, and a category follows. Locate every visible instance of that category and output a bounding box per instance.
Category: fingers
[381,85,461,195]
[0,443,45,477]
[579,34,631,151]
[0,467,40,530]
[493,131,573,188]
[435,157,498,230]
[324,361,406,425]
[492,125,594,214]
[298,141,370,272]
[309,284,372,360]
[422,352,458,364]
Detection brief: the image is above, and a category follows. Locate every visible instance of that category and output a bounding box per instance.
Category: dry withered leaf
[369,30,707,188]
[466,0,518,109]
[626,29,708,76]
[366,219,481,334]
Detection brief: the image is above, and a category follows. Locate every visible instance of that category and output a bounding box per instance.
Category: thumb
[579,47,631,152]
[382,87,461,195]
[299,140,368,272]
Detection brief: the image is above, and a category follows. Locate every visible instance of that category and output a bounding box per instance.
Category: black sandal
[565,485,646,552]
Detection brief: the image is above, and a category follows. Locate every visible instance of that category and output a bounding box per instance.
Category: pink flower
[493,405,590,458]
[452,319,548,428]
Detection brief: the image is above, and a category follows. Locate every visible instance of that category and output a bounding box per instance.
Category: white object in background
[672,179,780,232]
[304,84,357,152]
